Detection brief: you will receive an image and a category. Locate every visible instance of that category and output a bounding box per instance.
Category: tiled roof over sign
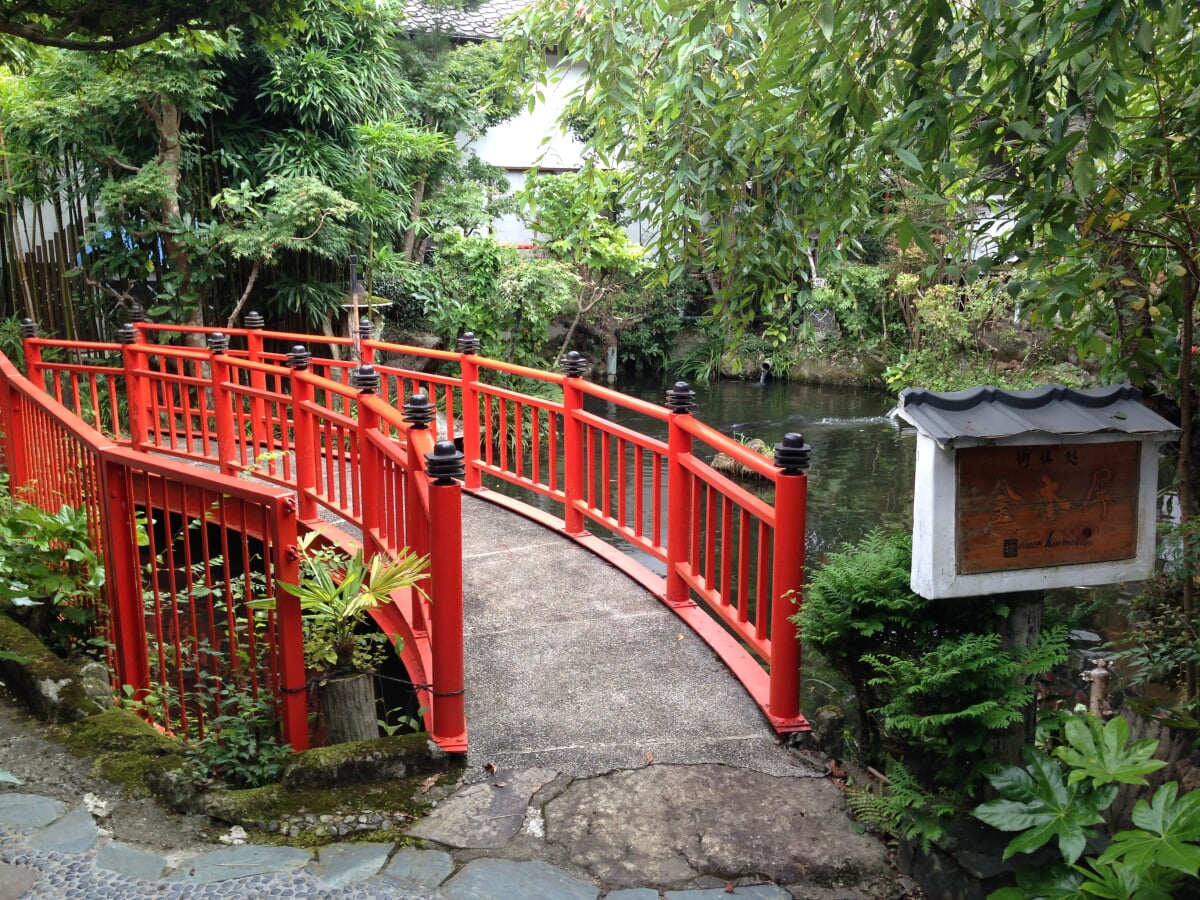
[893,384,1180,448]
[405,0,529,40]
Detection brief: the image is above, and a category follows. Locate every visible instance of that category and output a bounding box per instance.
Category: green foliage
[213,176,358,266]
[0,317,24,369]
[822,265,893,342]
[248,533,428,677]
[975,715,1200,900]
[979,745,1113,865]
[0,1,308,51]
[520,170,653,360]
[182,681,293,790]
[1054,716,1167,789]
[0,499,104,659]
[883,279,1090,392]
[502,0,1200,480]
[415,235,575,364]
[846,760,958,853]
[796,529,1068,825]
[1,0,521,335]
[520,171,642,273]
[667,319,728,386]
[866,629,1067,760]
[503,0,877,320]
[616,277,694,372]
[1108,519,1200,692]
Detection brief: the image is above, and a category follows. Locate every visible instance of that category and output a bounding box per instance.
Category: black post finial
[128,304,146,323]
[403,392,434,429]
[774,432,811,474]
[353,364,379,393]
[286,345,311,370]
[358,316,375,340]
[425,440,465,485]
[19,318,36,339]
[665,381,697,414]
[456,332,480,355]
[244,310,265,330]
[560,351,587,378]
[116,323,137,345]
[207,332,229,354]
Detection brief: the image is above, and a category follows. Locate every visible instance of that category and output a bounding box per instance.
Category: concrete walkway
[0,494,905,898]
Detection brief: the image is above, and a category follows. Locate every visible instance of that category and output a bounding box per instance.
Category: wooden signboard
[955,441,1140,575]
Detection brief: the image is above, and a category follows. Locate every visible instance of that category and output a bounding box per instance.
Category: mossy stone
[282,732,454,790]
[0,614,103,721]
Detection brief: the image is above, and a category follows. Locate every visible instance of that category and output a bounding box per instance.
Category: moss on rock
[0,614,103,721]
[60,708,179,756]
[57,708,187,797]
[194,769,458,845]
[282,731,452,790]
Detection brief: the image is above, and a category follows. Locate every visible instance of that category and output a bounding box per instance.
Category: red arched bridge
[0,316,811,753]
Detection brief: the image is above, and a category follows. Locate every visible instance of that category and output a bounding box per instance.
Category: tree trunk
[986,590,1045,769]
[147,96,205,345]
[402,176,428,262]
[318,672,379,745]
[1179,273,1196,700]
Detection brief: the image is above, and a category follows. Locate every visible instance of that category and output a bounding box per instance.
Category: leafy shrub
[0,317,25,366]
[667,318,729,385]
[1108,518,1200,692]
[182,683,292,789]
[975,714,1200,899]
[613,276,694,373]
[369,268,427,330]
[405,234,573,362]
[883,278,1090,391]
[796,529,1068,843]
[822,264,893,341]
[0,499,104,659]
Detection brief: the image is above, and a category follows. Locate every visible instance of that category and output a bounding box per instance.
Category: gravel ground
[0,690,215,856]
[0,692,438,898]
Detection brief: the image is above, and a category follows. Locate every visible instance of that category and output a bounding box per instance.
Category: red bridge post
[355,366,385,559]
[0,369,28,492]
[561,352,587,535]
[456,333,482,491]
[286,346,319,521]
[20,319,42,392]
[665,382,697,606]
[272,494,309,751]
[244,312,269,454]
[208,333,237,476]
[99,455,150,700]
[116,323,148,450]
[425,440,467,751]
[768,433,811,726]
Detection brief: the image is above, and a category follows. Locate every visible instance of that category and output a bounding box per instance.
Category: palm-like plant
[252,532,428,677]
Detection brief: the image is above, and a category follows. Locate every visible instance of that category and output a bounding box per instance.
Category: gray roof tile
[406,0,529,40]
[893,384,1179,448]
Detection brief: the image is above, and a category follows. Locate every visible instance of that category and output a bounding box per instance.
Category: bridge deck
[458,496,805,779]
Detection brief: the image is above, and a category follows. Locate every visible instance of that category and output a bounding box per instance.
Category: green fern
[796,527,1070,804]
[846,762,957,853]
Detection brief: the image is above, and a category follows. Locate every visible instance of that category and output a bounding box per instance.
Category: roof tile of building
[405,0,529,40]
[894,384,1179,447]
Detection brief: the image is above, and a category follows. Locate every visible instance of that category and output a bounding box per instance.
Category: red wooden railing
[1,314,811,745]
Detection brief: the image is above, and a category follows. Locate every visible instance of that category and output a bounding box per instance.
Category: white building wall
[463,59,649,248]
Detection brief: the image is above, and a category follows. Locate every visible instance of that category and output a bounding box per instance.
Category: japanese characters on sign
[955,442,1140,575]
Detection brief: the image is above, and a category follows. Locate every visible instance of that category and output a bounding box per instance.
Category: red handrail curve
[8,320,810,739]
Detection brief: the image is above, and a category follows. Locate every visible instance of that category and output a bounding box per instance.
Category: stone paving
[0,759,897,900]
